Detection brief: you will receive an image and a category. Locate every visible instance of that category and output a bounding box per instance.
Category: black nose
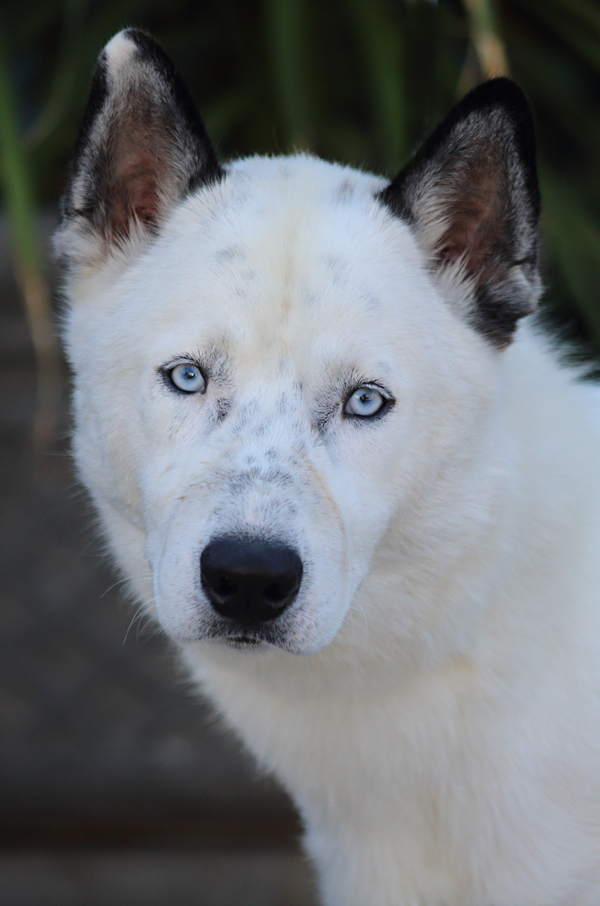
[200,536,303,626]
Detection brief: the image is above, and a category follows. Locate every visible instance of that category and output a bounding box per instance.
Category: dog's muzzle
[200,536,303,626]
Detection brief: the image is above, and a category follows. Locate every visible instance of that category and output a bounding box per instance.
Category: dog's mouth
[227,635,262,648]
[205,621,291,650]
[205,627,274,649]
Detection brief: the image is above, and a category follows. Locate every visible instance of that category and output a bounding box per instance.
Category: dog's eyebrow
[325,255,349,276]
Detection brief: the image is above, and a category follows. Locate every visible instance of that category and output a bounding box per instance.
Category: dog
[55,28,600,905]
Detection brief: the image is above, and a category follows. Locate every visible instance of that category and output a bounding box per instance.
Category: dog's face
[57,30,541,655]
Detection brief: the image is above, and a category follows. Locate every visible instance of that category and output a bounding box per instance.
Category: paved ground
[0,218,316,904]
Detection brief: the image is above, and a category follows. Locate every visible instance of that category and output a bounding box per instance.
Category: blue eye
[345,386,386,418]
[169,363,206,394]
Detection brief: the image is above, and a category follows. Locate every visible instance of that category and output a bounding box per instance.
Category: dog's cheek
[326,423,411,571]
[70,367,146,530]
[147,525,204,640]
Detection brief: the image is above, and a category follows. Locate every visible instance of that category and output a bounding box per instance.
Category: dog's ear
[55,29,222,275]
[379,79,541,347]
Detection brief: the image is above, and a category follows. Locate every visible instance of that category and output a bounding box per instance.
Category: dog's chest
[189,645,600,905]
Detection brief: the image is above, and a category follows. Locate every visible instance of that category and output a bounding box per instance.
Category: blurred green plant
[2,0,600,447]
[0,25,61,449]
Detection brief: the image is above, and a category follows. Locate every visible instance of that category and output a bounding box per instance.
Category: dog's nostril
[263,583,288,604]
[216,576,237,598]
[200,536,303,626]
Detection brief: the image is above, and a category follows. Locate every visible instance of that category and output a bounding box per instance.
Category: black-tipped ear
[379,78,541,347]
[55,29,222,272]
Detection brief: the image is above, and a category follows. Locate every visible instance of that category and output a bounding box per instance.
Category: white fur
[61,153,600,904]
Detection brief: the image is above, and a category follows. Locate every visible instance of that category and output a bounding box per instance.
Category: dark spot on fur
[227,467,292,493]
[325,256,350,289]
[252,422,268,439]
[335,179,354,202]
[216,398,232,421]
[214,246,243,263]
[326,256,348,276]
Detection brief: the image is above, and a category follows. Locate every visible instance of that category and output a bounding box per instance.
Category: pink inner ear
[436,156,509,286]
[109,149,164,239]
[103,94,173,241]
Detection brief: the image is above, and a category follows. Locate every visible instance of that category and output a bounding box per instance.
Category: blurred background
[1,0,600,903]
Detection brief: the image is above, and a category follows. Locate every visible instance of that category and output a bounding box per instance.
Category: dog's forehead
[128,155,428,377]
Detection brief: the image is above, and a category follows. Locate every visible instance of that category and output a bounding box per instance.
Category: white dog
[56,28,600,905]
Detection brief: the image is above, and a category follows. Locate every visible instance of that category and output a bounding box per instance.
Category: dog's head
[57,30,541,656]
